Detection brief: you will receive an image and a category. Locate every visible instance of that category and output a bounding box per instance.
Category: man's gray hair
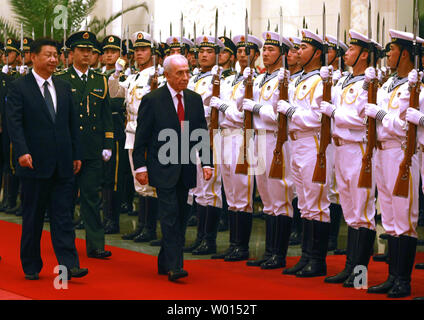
[163,54,188,73]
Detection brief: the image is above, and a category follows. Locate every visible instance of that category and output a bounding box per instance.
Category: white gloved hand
[18,65,28,75]
[377,69,383,83]
[408,69,424,87]
[192,67,200,75]
[365,103,382,119]
[243,67,252,80]
[157,66,164,76]
[211,65,223,77]
[114,59,125,77]
[124,68,132,77]
[277,100,292,115]
[364,67,376,83]
[406,107,424,126]
[210,96,223,109]
[278,68,290,82]
[102,149,112,162]
[2,65,9,74]
[332,69,342,83]
[320,66,333,80]
[242,98,255,112]
[149,67,156,77]
[319,101,336,118]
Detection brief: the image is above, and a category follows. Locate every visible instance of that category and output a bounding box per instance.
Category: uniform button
[94,102,97,106]
[80,126,83,130]
[94,114,96,117]
[93,126,96,130]
[80,102,83,106]
[80,114,83,118]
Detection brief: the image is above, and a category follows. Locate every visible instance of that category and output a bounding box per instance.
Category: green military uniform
[99,35,127,233]
[55,31,114,255]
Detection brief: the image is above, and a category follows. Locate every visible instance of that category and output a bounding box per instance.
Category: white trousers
[334,143,376,230]
[375,147,419,238]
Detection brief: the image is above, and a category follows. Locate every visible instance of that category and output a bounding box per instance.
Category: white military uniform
[332,73,376,230]
[375,75,419,238]
[219,72,255,212]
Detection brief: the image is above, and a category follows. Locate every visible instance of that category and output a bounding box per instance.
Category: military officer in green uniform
[99,35,127,234]
[55,31,114,259]
[218,36,236,79]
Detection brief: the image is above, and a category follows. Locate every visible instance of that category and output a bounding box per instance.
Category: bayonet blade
[323,2,328,67]
[43,19,46,37]
[377,12,380,43]
[245,9,250,68]
[181,12,184,53]
[267,19,270,31]
[337,13,341,70]
[215,8,219,66]
[280,6,285,69]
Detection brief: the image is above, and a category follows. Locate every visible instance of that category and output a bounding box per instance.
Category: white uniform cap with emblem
[233,34,263,50]
[348,29,371,48]
[131,31,152,47]
[166,36,194,48]
[389,29,424,47]
[301,29,323,49]
[196,36,225,50]
[262,31,294,50]
[288,36,302,49]
[326,34,348,53]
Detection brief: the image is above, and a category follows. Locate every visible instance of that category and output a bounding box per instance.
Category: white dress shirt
[73,66,89,81]
[32,69,57,112]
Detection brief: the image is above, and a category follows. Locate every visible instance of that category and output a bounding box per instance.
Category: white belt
[289,130,319,141]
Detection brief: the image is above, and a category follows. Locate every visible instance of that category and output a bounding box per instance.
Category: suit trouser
[77,159,105,253]
[20,171,80,274]
[156,177,190,272]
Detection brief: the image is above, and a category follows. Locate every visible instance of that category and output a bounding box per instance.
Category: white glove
[319,101,336,118]
[408,69,424,87]
[2,65,9,74]
[18,65,28,75]
[192,67,200,75]
[242,99,255,112]
[114,58,125,77]
[124,68,132,77]
[332,69,342,83]
[320,65,333,80]
[406,107,424,126]
[377,69,383,83]
[149,67,156,77]
[102,149,112,162]
[278,68,290,82]
[157,66,164,76]
[243,67,252,80]
[211,65,223,77]
[210,96,223,109]
[364,67,376,83]
[365,103,382,119]
[277,100,292,115]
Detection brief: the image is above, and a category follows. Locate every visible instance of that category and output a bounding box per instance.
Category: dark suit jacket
[133,85,211,189]
[6,72,81,179]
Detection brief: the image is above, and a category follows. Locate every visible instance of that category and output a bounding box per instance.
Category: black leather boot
[184,204,206,252]
[367,235,397,294]
[212,210,236,259]
[102,188,116,234]
[224,212,252,261]
[121,195,146,240]
[289,198,302,246]
[296,220,330,278]
[343,227,376,287]
[134,196,158,242]
[328,203,342,251]
[325,226,358,283]
[186,198,198,227]
[192,205,220,255]
[283,218,312,275]
[387,235,417,298]
[261,215,292,269]
[246,214,274,266]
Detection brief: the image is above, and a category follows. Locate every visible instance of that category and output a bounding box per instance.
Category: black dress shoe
[25,273,39,280]
[415,263,424,269]
[191,241,216,255]
[74,220,85,230]
[69,267,88,279]
[168,269,188,281]
[260,255,286,269]
[88,249,112,259]
[150,239,162,246]
[133,231,156,243]
[121,225,143,240]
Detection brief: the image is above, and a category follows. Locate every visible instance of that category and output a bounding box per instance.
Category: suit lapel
[52,77,62,123]
[26,72,54,123]
[163,86,181,130]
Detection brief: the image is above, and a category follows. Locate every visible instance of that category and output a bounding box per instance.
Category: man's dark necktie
[43,81,55,122]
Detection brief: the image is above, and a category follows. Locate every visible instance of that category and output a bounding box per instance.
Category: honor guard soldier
[122,39,136,76]
[185,35,225,255]
[2,38,20,77]
[218,36,236,78]
[109,31,163,243]
[99,35,127,234]
[278,29,332,277]
[55,31,114,259]
[91,39,103,70]
[166,36,193,57]
[209,34,262,261]
[240,31,295,268]
[287,36,303,81]
[22,37,33,70]
[365,30,423,298]
[319,30,377,286]
[59,40,73,70]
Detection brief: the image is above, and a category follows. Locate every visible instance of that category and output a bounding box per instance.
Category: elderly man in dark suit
[6,38,88,280]
[133,54,212,281]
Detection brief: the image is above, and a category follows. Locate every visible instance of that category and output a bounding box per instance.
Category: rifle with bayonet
[193,22,199,69]
[235,9,253,175]
[150,15,159,91]
[312,3,332,184]
[392,0,420,197]
[209,9,220,150]
[20,23,26,74]
[269,7,288,179]
[358,0,377,189]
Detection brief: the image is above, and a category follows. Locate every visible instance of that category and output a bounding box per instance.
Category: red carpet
[0,220,423,300]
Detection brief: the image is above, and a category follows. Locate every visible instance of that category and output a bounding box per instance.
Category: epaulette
[54,70,67,76]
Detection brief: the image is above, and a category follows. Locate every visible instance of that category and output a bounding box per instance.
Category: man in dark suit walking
[133,54,212,281]
[6,38,88,280]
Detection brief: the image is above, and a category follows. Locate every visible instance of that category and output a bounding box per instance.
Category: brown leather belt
[333,136,362,147]
[289,130,319,141]
[376,140,402,150]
